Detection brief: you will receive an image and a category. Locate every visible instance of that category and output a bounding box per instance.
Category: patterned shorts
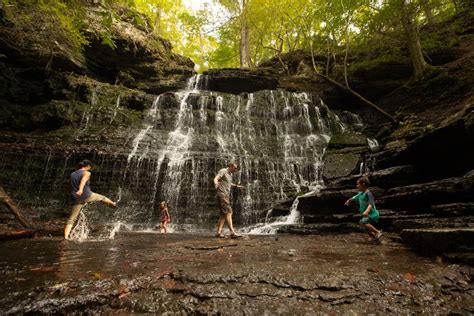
[216,192,232,215]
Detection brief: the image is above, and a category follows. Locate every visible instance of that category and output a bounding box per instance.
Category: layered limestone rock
[270,117,474,263]
[0,77,371,230]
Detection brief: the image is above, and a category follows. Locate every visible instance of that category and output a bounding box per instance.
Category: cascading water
[152,75,202,210]
[367,138,379,151]
[245,196,302,235]
[82,74,364,236]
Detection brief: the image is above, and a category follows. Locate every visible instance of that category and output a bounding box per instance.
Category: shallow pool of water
[1,233,472,314]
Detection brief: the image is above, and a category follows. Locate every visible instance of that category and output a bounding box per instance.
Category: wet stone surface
[0,233,473,314]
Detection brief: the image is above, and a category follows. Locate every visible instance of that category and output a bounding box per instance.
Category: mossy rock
[348,54,411,81]
[323,150,361,179]
[328,132,367,149]
[388,114,435,142]
[384,139,408,150]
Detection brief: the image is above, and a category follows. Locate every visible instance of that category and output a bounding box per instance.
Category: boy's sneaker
[375,230,383,240]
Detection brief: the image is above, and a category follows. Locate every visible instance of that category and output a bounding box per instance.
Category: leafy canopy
[1,0,460,71]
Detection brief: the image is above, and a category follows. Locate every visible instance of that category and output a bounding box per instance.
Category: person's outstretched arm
[76,171,91,197]
[231,183,245,189]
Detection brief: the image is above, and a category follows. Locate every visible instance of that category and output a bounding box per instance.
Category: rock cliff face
[0,3,193,232]
[0,4,194,135]
[0,74,371,230]
[0,3,374,232]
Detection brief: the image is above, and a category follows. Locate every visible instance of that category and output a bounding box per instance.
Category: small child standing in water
[345,177,383,240]
[159,201,171,234]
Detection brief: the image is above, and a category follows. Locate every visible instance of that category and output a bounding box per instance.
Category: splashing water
[107,222,123,239]
[69,207,91,242]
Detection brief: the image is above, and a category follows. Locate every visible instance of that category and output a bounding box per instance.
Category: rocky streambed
[0,233,472,314]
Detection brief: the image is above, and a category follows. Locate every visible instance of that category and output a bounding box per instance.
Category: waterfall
[367,138,379,151]
[78,87,98,135]
[126,95,162,165]
[101,74,363,234]
[151,75,202,209]
[245,196,301,235]
[110,94,121,123]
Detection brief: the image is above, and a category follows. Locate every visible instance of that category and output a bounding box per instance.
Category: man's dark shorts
[216,192,232,215]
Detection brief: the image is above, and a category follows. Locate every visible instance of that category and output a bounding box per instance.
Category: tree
[240,0,252,67]
[420,0,438,24]
[399,0,429,80]
[217,0,254,68]
[5,0,457,74]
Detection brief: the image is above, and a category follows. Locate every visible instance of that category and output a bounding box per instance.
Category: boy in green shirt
[345,177,383,240]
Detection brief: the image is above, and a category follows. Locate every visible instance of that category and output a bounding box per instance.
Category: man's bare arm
[214,175,221,189]
[76,171,91,196]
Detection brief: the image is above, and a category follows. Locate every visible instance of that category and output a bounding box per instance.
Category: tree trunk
[239,0,252,68]
[276,40,288,74]
[264,38,288,74]
[323,73,396,123]
[330,30,337,77]
[340,0,351,88]
[452,0,458,12]
[310,38,318,73]
[154,6,162,34]
[0,186,34,229]
[400,0,428,80]
[421,0,438,24]
[325,35,331,76]
[309,58,396,123]
[343,22,351,89]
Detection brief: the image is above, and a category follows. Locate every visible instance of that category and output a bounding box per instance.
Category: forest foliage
[0,0,470,73]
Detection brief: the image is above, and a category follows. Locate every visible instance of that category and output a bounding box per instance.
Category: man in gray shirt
[214,162,244,238]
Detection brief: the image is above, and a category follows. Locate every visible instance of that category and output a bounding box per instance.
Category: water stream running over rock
[97,74,363,235]
[0,75,366,238]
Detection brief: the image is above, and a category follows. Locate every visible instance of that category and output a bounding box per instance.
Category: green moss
[1,0,88,57]
[421,30,461,53]
[389,114,435,141]
[348,53,406,77]
[329,133,367,149]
